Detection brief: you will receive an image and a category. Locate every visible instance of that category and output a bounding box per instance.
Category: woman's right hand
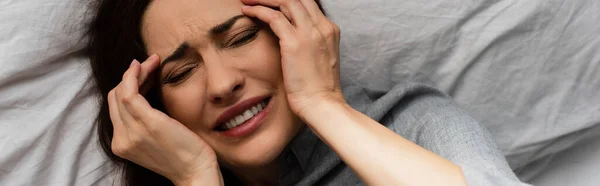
[107,55,223,186]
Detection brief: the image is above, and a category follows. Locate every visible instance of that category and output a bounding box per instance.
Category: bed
[1,0,598,185]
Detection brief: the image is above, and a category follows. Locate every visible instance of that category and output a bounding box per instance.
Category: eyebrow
[210,15,246,36]
[161,42,189,68]
[160,15,246,67]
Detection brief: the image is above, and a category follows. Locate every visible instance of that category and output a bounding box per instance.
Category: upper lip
[214,95,270,129]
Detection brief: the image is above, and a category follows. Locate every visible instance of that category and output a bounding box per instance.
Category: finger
[241,0,295,26]
[330,21,341,56]
[138,54,160,94]
[242,0,312,29]
[122,59,142,95]
[323,21,340,51]
[108,89,132,155]
[242,5,296,41]
[114,81,157,129]
[138,54,159,86]
[139,78,155,96]
[299,0,334,41]
[241,0,280,7]
[107,89,124,130]
[332,21,341,43]
[121,93,174,136]
[114,83,138,127]
[115,61,143,125]
[118,60,161,123]
[121,93,155,122]
[299,0,326,24]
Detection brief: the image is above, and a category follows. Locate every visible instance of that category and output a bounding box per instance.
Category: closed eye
[162,63,198,85]
[227,27,260,48]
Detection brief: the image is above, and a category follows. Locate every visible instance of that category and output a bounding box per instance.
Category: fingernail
[130,59,139,67]
[147,54,158,61]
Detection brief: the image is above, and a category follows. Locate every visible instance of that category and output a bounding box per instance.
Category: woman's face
[141,0,302,169]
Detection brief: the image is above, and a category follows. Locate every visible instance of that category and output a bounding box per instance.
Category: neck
[229,156,281,186]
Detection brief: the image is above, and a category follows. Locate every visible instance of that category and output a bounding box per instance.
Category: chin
[227,141,285,168]
[228,124,300,168]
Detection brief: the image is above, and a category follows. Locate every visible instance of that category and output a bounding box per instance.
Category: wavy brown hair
[86,0,324,185]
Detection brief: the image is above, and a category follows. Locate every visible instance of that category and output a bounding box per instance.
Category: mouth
[214,96,272,137]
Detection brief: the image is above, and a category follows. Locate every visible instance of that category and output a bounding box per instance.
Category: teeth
[251,107,259,114]
[242,110,253,120]
[235,115,244,124]
[223,100,268,130]
[226,121,234,129]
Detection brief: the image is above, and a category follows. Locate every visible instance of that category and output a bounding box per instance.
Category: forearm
[300,99,467,186]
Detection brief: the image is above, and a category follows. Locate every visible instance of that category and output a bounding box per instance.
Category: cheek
[241,32,282,82]
[160,76,208,129]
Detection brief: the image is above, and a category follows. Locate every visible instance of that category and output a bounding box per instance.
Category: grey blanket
[323,0,600,184]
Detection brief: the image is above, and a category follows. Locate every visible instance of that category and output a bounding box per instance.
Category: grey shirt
[278,82,530,186]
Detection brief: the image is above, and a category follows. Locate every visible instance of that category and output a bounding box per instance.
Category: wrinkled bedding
[324,0,600,184]
[0,0,114,185]
[1,0,598,185]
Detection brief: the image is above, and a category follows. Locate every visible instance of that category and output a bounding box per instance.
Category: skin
[107,0,469,185]
[141,0,301,184]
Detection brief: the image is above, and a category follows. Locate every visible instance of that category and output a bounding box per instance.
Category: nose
[205,56,245,105]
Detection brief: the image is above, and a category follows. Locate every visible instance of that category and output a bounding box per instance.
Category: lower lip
[220,99,272,138]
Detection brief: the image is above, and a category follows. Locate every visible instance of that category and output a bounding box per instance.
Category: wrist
[173,167,223,186]
[296,94,351,127]
[175,175,223,186]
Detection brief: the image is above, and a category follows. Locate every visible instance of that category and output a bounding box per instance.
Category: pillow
[0,0,114,185]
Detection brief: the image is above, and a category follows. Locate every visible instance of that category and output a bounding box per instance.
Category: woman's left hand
[241,0,344,117]
[244,3,470,186]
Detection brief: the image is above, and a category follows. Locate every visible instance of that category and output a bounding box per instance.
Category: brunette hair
[86,0,324,185]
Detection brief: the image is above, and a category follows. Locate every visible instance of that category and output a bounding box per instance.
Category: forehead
[141,0,244,55]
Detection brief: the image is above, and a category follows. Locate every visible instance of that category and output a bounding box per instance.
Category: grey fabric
[519,124,600,186]
[322,0,600,183]
[279,82,530,186]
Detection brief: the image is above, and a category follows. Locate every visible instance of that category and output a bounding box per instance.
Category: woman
[87,0,528,185]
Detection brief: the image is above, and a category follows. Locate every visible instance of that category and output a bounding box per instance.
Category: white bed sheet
[0,0,114,185]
